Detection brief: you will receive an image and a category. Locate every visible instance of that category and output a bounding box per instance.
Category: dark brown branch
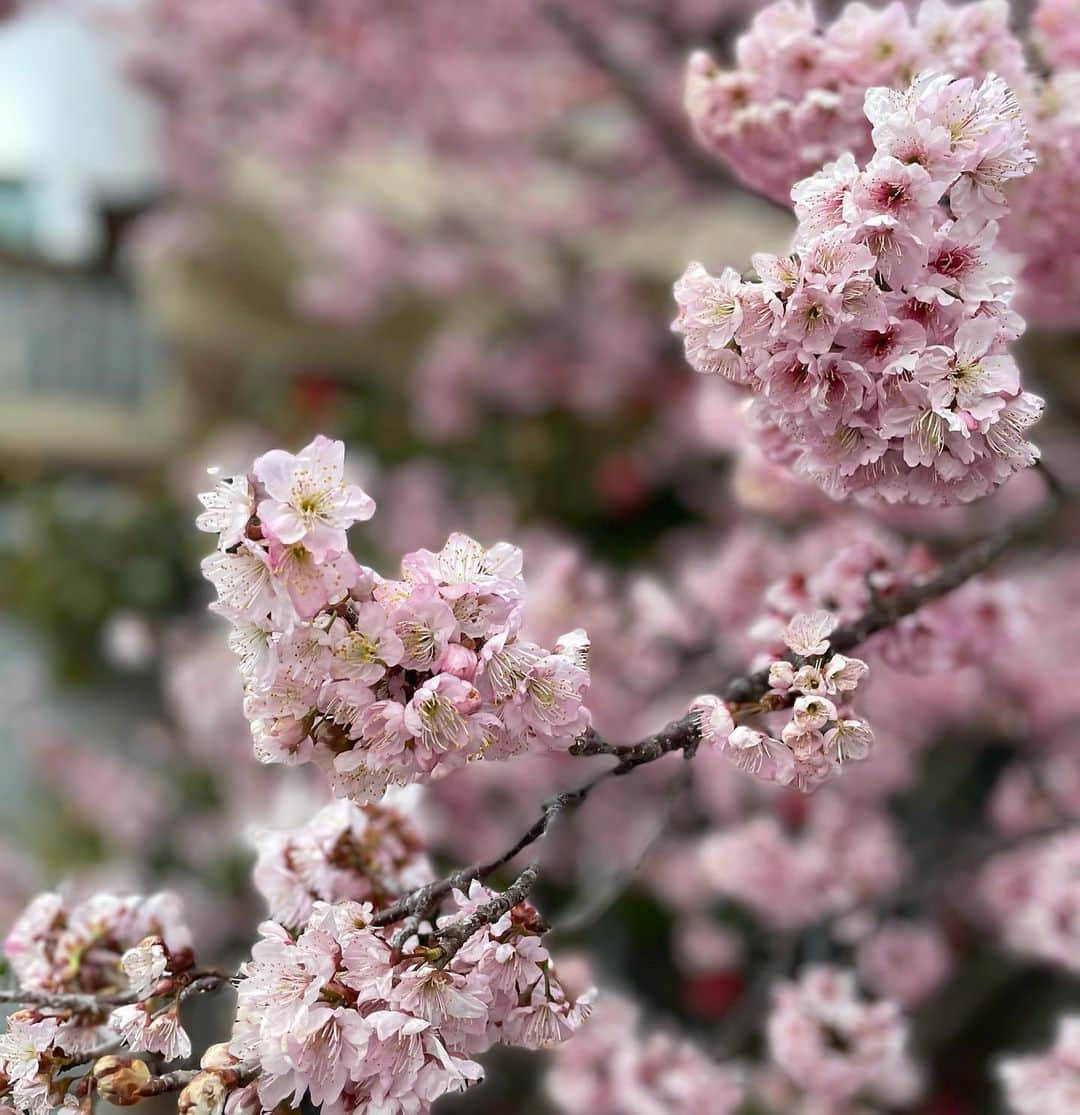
[725,460,1067,704]
[372,779,605,927]
[434,864,541,965]
[0,970,234,1018]
[374,463,1065,939]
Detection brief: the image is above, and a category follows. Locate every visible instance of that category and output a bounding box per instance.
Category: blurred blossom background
[0,1,1078,1113]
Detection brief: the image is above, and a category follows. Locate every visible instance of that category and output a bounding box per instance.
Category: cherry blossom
[1000,1015,1080,1115]
[251,799,433,928]
[547,995,742,1115]
[230,888,591,1115]
[199,437,591,800]
[675,71,1044,505]
[253,435,375,563]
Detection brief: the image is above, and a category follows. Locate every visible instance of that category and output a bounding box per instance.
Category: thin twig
[0,988,119,1012]
[136,1058,260,1100]
[724,461,1067,704]
[137,1069,200,1097]
[434,864,541,966]
[551,762,693,936]
[372,780,602,927]
[0,970,234,1018]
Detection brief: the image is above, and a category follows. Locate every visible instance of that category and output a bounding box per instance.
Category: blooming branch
[724,459,1066,705]
[373,456,1066,937]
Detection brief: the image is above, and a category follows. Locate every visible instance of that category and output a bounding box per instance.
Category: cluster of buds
[199,436,591,801]
[91,1045,257,1114]
[694,610,871,791]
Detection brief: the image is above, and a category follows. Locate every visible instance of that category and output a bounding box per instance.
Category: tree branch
[0,971,234,1018]
[434,864,541,965]
[376,463,1066,941]
[724,460,1066,704]
[0,988,117,1012]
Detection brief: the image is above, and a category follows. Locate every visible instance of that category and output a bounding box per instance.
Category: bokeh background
[0,2,1077,1112]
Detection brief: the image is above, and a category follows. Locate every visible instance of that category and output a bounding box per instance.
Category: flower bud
[200,1043,240,1072]
[93,1056,152,1106]
[435,642,477,681]
[178,1071,228,1115]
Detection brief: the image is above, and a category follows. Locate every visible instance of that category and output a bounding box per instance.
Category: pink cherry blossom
[253,435,375,563]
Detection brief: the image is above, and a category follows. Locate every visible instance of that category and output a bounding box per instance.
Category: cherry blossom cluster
[686,0,1080,330]
[685,0,1029,204]
[230,888,592,1115]
[0,892,199,1113]
[694,610,872,791]
[546,995,743,1115]
[199,436,591,801]
[999,1015,1080,1115]
[675,69,1044,505]
[1000,68,1080,327]
[979,829,1080,974]
[251,799,434,929]
[767,965,921,1106]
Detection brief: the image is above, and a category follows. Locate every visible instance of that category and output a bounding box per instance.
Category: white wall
[0,0,161,263]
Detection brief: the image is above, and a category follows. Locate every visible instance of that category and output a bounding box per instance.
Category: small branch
[725,462,1067,704]
[177,973,232,1003]
[0,970,234,1017]
[138,1069,200,1098]
[0,988,119,1012]
[434,864,541,966]
[372,783,598,927]
[136,1058,259,1100]
[551,762,692,936]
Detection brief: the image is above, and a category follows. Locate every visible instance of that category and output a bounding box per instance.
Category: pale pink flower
[691,695,736,750]
[327,605,404,685]
[121,937,169,999]
[999,1014,1080,1115]
[196,474,254,550]
[255,436,375,563]
[783,611,838,657]
[767,965,921,1104]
